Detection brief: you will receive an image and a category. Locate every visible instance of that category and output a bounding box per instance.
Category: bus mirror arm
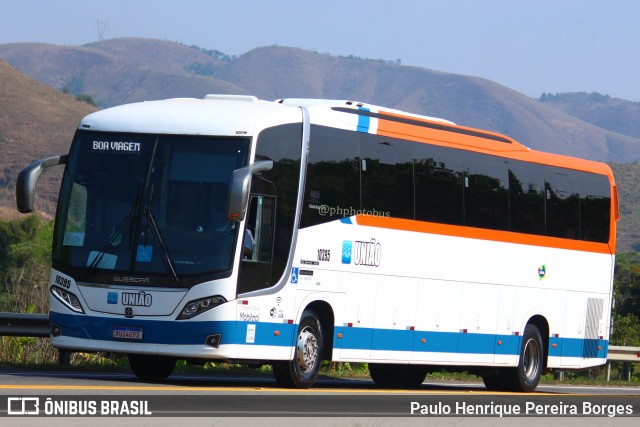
[226,160,273,221]
[16,155,68,213]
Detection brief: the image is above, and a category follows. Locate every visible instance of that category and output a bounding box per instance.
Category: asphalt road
[1,368,639,426]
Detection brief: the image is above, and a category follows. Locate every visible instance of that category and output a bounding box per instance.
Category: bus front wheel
[128,354,176,381]
[273,310,323,388]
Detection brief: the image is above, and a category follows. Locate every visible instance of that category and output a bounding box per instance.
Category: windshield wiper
[85,213,131,275]
[145,184,179,283]
[145,208,179,283]
[85,188,141,278]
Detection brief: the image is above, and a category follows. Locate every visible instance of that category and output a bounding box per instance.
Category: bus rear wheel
[483,324,544,392]
[128,354,176,381]
[509,323,544,392]
[369,363,428,388]
[273,310,323,388]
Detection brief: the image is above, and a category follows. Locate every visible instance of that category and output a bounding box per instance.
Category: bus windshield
[52,131,249,286]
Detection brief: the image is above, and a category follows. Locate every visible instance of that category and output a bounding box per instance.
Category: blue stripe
[50,312,295,347]
[51,312,609,359]
[334,326,608,359]
[550,336,608,359]
[356,107,370,133]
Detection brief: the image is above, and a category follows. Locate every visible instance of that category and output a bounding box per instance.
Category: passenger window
[414,145,464,225]
[301,125,360,227]
[360,134,414,220]
[545,170,580,239]
[580,173,610,243]
[463,153,509,230]
[509,162,545,235]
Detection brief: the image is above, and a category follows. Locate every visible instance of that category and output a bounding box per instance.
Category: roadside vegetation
[1,216,638,384]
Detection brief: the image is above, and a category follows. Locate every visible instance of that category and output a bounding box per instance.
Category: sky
[1,0,639,101]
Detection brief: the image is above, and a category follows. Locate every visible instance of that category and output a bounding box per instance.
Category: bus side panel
[293,218,612,368]
[370,276,419,360]
[336,273,377,361]
[412,279,463,363]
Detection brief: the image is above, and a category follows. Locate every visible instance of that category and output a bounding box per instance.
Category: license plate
[112,327,143,340]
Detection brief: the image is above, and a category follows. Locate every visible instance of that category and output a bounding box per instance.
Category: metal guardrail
[0,312,70,364]
[608,345,640,362]
[0,312,49,337]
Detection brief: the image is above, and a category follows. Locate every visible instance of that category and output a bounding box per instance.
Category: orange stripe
[370,109,618,251]
[375,112,613,175]
[355,215,613,255]
[376,111,527,153]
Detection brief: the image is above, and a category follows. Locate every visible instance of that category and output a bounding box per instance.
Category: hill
[0,40,248,108]
[214,46,640,163]
[1,39,639,163]
[0,60,96,218]
[538,92,640,140]
[0,39,639,252]
[610,162,640,253]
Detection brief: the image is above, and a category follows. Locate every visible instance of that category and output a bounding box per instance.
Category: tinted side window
[545,169,580,239]
[238,123,302,293]
[580,173,611,243]
[464,153,509,230]
[414,145,464,225]
[301,125,360,227]
[509,161,545,235]
[360,133,414,220]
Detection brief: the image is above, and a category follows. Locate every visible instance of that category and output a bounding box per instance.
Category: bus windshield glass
[52,131,249,285]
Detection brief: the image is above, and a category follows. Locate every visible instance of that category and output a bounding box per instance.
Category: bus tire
[128,354,176,381]
[273,310,323,388]
[369,363,427,388]
[481,370,507,391]
[505,323,544,392]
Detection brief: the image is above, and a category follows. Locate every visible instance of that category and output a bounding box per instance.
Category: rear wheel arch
[527,315,550,370]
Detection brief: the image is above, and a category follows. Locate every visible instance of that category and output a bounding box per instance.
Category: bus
[17,94,618,392]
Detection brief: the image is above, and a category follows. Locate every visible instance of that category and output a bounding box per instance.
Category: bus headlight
[177,296,226,320]
[50,286,85,314]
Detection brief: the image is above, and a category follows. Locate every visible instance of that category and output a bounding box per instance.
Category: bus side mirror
[226,160,273,221]
[16,155,68,213]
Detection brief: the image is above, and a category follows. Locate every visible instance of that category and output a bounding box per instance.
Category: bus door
[238,184,276,294]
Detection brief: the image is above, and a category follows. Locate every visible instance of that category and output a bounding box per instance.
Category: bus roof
[78,94,614,179]
[279,98,614,179]
[78,95,300,137]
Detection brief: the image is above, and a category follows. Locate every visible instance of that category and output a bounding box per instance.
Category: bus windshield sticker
[136,245,153,263]
[86,251,117,269]
[63,231,85,247]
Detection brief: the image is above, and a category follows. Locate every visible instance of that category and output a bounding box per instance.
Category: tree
[610,252,640,346]
[613,253,640,316]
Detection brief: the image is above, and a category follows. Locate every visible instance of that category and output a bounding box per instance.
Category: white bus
[17,94,618,391]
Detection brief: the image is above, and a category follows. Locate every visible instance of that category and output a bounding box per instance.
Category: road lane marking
[0,383,562,395]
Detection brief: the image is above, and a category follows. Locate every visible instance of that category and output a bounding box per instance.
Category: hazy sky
[2,0,639,101]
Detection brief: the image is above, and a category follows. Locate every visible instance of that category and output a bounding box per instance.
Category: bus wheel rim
[523,338,540,379]
[296,327,318,372]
